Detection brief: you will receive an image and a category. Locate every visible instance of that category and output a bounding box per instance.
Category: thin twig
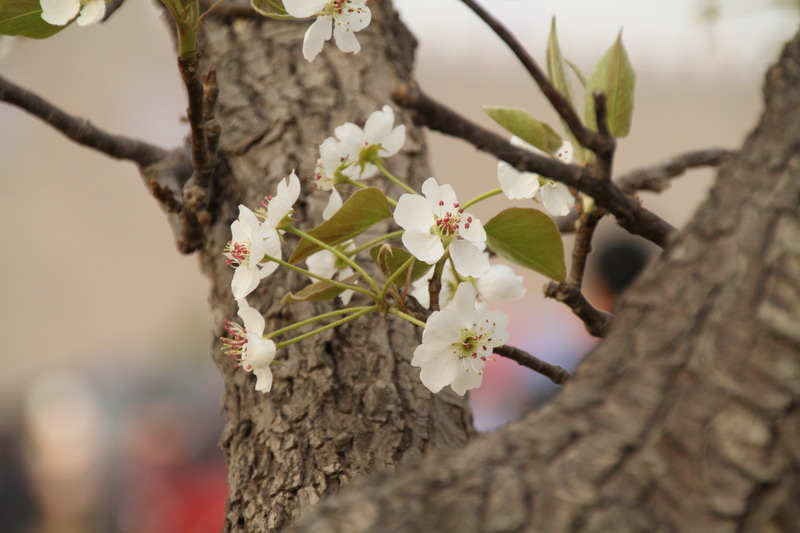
[0,75,165,167]
[178,55,212,186]
[617,149,737,194]
[494,345,573,385]
[392,82,675,247]
[544,282,612,338]
[458,0,613,157]
[569,210,604,288]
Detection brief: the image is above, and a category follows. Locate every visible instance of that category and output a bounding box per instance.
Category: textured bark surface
[287,30,800,533]
[179,3,474,531]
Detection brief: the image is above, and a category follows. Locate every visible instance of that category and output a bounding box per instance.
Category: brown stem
[458,0,613,157]
[568,210,604,288]
[544,281,612,338]
[0,75,165,167]
[617,149,737,194]
[392,82,675,247]
[493,345,573,385]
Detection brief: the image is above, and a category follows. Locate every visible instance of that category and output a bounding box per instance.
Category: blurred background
[0,0,795,531]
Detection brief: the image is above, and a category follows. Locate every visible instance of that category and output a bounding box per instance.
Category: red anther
[454,203,459,208]
[438,200,444,206]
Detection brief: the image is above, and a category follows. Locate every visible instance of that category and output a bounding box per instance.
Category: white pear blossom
[40,0,105,26]
[222,299,276,393]
[224,171,301,299]
[305,240,356,304]
[333,105,406,181]
[412,258,525,309]
[411,283,509,395]
[313,136,349,220]
[497,137,576,216]
[394,177,490,278]
[283,0,371,62]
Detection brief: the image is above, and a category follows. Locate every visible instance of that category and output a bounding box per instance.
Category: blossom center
[432,201,472,240]
[224,241,250,268]
[326,0,367,20]
[221,320,248,365]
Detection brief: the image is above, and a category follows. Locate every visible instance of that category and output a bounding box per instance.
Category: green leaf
[484,207,566,281]
[546,17,588,163]
[0,0,67,39]
[483,106,563,154]
[546,18,576,110]
[288,187,392,264]
[565,59,587,87]
[585,31,636,138]
[370,245,431,286]
[250,0,293,20]
[281,274,359,303]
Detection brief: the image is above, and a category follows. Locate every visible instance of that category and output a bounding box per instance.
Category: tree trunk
[285,28,800,533]
[185,3,473,531]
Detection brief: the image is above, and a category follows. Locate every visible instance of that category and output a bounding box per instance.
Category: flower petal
[458,211,486,243]
[402,230,444,265]
[40,0,80,25]
[283,0,327,18]
[235,298,265,335]
[540,183,573,216]
[306,249,336,279]
[449,363,484,396]
[233,265,263,299]
[394,193,435,231]
[411,345,460,394]
[449,240,491,278]
[498,162,539,200]
[302,15,332,62]
[344,4,371,31]
[477,264,526,302]
[379,125,405,157]
[446,282,478,325]
[322,187,343,220]
[333,21,361,54]
[334,122,366,156]
[76,0,105,26]
[252,366,274,393]
[364,106,393,144]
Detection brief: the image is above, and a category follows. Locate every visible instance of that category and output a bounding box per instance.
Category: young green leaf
[281,274,359,303]
[370,245,432,285]
[484,207,566,281]
[584,31,636,138]
[546,17,589,163]
[250,0,293,20]
[483,106,563,154]
[547,17,576,109]
[0,0,66,39]
[288,187,392,264]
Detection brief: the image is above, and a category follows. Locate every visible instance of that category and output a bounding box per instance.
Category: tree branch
[617,149,736,194]
[392,82,676,247]
[494,345,573,385]
[458,0,613,157]
[544,281,612,338]
[0,75,166,167]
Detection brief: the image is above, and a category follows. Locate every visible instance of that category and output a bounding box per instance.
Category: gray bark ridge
[187,3,474,531]
[288,29,800,533]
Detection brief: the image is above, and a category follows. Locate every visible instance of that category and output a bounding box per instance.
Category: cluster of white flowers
[497,137,576,216]
[284,0,371,62]
[313,105,405,219]
[219,105,577,397]
[40,0,105,26]
[221,172,301,393]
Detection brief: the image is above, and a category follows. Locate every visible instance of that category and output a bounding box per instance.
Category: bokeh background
[1,0,795,531]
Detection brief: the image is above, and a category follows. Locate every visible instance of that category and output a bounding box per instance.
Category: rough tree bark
[283,28,800,533]
[177,3,474,530]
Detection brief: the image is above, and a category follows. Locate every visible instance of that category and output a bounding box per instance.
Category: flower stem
[374,159,418,195]
[285,226,381,294]
[275,306,377,348]
[349,230,404,256]
[461,188,503,210]
[261,252,374,298]
[379,255,416,301]
[387,307,427,328]
[267,306,375,339]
